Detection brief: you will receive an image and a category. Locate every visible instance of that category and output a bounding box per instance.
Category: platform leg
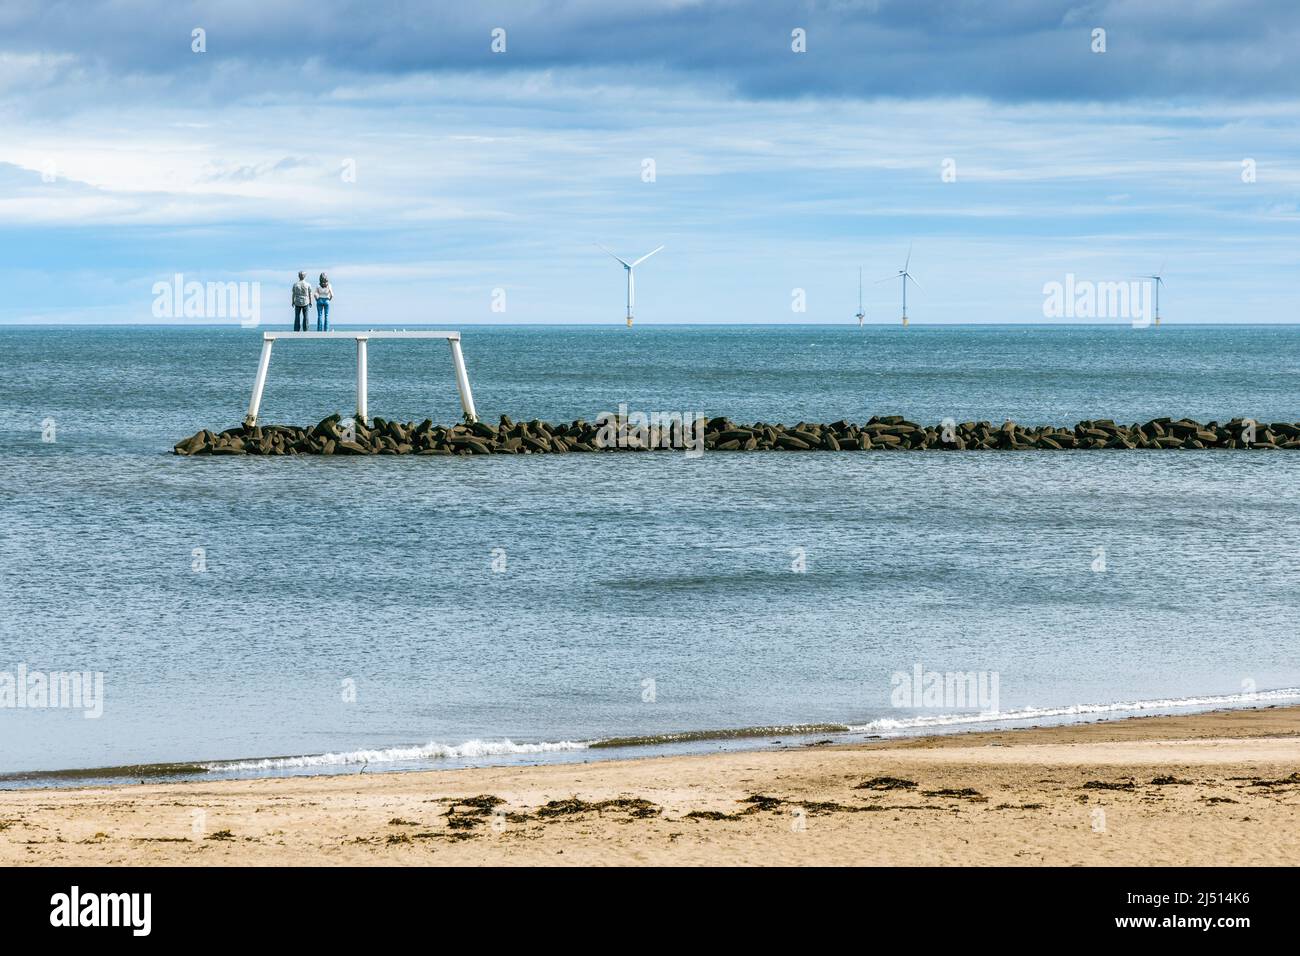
[356,336,369,424]
[449,338,477,423]
[244,338,274,428]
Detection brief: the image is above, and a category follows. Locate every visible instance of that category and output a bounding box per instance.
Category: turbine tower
[1140,268,1165,327]
[855,268,865,328]
[878,244,920,327]
[598,244,664,327]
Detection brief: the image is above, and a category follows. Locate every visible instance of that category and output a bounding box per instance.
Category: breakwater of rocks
[173,413,1300,455]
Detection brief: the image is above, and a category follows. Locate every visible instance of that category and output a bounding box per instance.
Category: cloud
[2,0,1300,106]
[201,157,316,182]
[3,2,1300,325]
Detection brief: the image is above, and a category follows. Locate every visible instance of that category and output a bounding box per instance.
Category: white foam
[205,738,590,772]
[202,687,1300,774]
[847,687,1300,734]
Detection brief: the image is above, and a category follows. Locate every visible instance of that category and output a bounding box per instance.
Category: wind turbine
[855,268,865,327]
[878,244,920,327]
[597,243,664,327]
[1139,267,1165,327]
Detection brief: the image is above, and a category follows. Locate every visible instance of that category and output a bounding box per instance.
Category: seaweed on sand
[854,776,918,791]
[534,797,661,820]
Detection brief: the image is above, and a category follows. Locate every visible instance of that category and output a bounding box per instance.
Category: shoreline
[7,687,1300,791]
[4,704,1298,865]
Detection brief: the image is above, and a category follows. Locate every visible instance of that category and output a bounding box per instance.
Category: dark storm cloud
[2,0,1298,103]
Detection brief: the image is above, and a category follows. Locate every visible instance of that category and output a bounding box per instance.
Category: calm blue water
[3,324,1300,783]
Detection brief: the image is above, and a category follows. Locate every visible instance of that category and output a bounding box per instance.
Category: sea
[2,323,1299,786]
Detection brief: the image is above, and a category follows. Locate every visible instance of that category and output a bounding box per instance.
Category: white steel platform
[243,330,477,427]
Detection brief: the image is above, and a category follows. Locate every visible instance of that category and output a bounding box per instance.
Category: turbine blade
[630,245,665,268]
[596,243,631,268]
[903,242,912,272]
[905,273,921,289]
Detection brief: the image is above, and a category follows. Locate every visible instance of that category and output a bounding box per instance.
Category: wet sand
[2,706,1298,866]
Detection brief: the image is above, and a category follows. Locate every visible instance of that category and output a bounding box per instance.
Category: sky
[1,0,1298,325]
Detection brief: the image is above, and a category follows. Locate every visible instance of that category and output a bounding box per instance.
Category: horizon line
[2,321,1298,331]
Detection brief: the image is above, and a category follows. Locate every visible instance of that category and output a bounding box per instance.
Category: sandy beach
[3,705,1298,866]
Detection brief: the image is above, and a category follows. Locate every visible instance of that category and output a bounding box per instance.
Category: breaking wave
[204,738,591,772]
[847,687,1300,734]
